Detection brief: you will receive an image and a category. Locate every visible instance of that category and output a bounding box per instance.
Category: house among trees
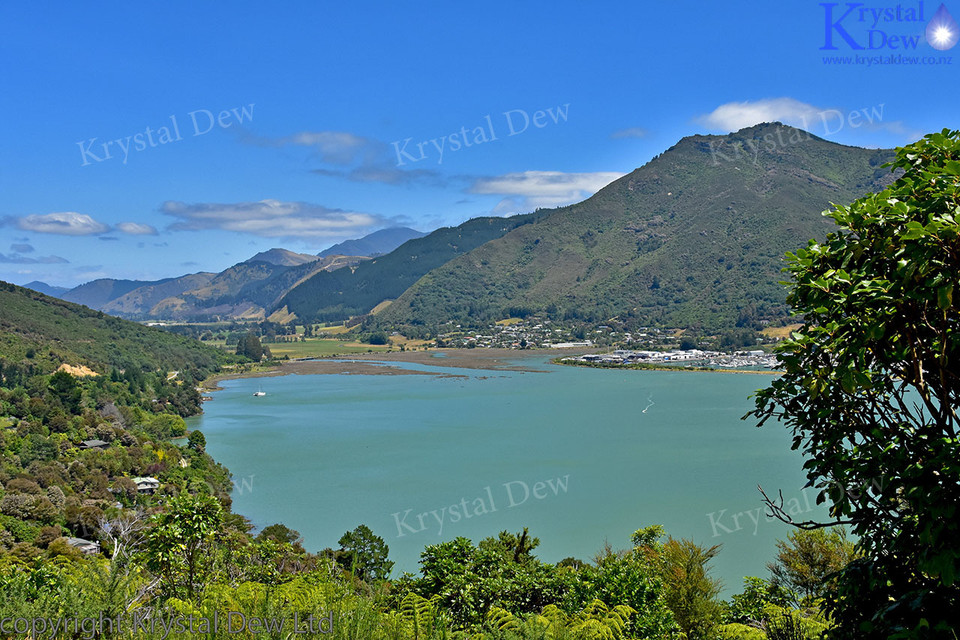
[133,476,160,494]
[78,439,109,450]
[65,537,100,555]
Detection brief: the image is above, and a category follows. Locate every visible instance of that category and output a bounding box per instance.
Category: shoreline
[200,347,593,390]
[552,358,782,375]
[201,347,780,392]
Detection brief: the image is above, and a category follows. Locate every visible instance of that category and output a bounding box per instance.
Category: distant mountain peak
[684,122,829,146]
[318,227,426,258]
[23,281,69,298]
[244,248,321,267]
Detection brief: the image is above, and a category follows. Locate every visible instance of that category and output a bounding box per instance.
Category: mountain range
[35,227,423,321]
[25,125,899,331]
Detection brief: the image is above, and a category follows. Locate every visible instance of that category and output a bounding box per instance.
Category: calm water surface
[190,356,820,595]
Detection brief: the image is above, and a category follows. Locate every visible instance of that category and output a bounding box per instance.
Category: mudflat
[203,348,590,389]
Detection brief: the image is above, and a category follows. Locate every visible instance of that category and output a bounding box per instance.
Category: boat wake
[642,394,655,413]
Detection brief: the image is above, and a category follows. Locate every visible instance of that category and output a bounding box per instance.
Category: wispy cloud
[277,131,380,165]
[116,222,158,235]
[468,170,625,215]
[250,128,444,186]
[13,212,110,236]
[161,199,393,239]
[312,165,444,186]
[611,127,648,139]
[9,243,34,253]
[4,213,160,238]
[0,252,69,264]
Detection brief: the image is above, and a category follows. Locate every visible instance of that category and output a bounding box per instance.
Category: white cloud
[468,170,625,214]
[695,97,917,139]
[696,98,826,132]
[116,222,158,235]
[161,199,390,239]
[16,212,110,236]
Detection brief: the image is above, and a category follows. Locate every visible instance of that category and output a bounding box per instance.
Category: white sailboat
[253,385,266,397]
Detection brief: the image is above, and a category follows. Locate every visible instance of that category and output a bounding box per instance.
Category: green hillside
[0,281,233,377]
[98,272,217,317]
[381,124,897,332]
[277,213,546,323]
[60,277,161,309]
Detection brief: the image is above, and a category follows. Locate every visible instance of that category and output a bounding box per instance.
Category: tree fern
[487,606,520,632]
[399,592,437,639]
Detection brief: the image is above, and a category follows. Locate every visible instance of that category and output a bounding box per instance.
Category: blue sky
[2,1,958,287]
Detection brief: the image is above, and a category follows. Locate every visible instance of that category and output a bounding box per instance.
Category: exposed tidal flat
[190,351,821,596]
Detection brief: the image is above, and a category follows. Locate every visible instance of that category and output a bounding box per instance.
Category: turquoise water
[190,357,821,595]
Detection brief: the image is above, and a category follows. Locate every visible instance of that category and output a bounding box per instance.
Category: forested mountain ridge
[0,281,233,378]
[276,213,548,323]
[381,123,897,331]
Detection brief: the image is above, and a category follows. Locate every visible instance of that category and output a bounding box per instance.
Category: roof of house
[66,537,99,548]
[79,439,109,448]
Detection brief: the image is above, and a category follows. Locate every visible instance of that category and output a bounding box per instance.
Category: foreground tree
[661,537,723,639]
[334,524,394,583]
[145,492,223,600]
[563,527,679,638]
[750,130,960,637]
[768,527,856,606]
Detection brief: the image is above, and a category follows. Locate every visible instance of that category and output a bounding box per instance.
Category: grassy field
[204,338,392,358]
[201,326,436,358]
[314,324,352,335]
[761,323,803,339]
[205,338,399,358]
[265,339,391,358]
